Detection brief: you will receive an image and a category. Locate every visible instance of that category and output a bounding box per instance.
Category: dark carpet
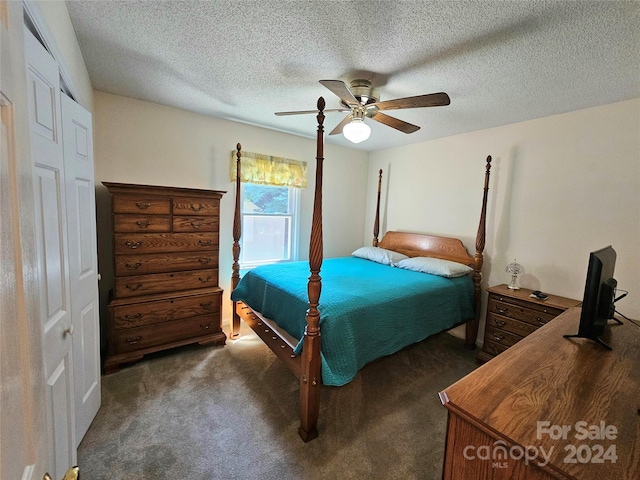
[77,326,478,480]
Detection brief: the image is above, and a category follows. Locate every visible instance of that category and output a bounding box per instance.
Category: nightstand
[476,284,580,363]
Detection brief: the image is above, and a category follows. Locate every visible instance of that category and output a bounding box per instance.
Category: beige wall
[93,91,370,326]
[368,98,640,341]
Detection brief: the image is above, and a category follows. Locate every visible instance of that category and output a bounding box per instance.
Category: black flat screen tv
[564,246,618,350]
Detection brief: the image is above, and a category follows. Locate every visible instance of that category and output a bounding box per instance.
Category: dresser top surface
[103,181,226,198]
[488,283,581,311]
[442,307,640,479]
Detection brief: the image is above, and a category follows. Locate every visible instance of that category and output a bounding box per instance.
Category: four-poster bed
[230,97,492,441]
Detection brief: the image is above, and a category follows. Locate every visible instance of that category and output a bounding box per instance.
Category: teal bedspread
[231,256,474,386]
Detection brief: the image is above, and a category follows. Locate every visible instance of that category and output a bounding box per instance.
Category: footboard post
[231,143,242,338]
[467,155,492,349]
[299,98,325,442]
[373,169,382,247]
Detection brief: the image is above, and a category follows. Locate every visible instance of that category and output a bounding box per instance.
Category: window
[240,183,300,267]
[230,149,306,268]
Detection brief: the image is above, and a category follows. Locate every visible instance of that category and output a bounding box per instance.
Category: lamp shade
[505,259,524,289]
[343,118,371,144]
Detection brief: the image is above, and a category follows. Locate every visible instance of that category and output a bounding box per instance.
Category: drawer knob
[126,283,143,291]
[494,318,506,327]
[136,221,151,228]
[124,240,142,249]
[492,332,505,341]
[124,313,142,320]
[537,317,547,326]
[190,204,205,211]
[135,202,151,209]
[126,336,142,344]
[198,258,212,264]
[198,276,212,283]
[200,323,213,330]
[200,301,213,308]
[125,262,142,270]
[496,306,508,315]
[198,240,212,246]
[190,221,203,228]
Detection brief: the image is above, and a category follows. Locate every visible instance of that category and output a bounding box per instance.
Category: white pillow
[395,256,474,278]
[351,246,408,266]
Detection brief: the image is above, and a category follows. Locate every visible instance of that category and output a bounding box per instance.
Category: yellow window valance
[229,151,307,188]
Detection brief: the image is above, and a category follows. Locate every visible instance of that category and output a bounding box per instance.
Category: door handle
[63,325,74,338]
[44,466,79,480]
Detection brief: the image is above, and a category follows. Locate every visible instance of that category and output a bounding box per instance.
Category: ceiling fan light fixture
[343,118,371,144]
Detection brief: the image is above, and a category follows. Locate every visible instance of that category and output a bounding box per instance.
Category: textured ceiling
[66,1,640,152]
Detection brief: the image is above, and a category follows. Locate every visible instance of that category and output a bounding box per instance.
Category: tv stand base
[563,333,612,350]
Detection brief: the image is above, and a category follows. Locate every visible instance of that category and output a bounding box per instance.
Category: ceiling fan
[275,79,450,144]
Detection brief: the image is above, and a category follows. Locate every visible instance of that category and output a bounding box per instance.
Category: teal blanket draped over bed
[231,256,474,386]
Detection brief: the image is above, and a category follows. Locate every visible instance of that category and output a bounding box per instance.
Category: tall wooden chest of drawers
[476,284,580,363]
[103,182,226,373]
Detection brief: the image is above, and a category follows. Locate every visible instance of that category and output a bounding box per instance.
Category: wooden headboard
[378,231,474,266]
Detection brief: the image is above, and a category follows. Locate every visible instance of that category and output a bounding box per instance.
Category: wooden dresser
[440,307,639,480]
[477,284,580,363]
[103,182,226,373]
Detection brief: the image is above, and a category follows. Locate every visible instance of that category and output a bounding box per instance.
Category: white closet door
[61,93,101,445]
[1,4,48,479]
[25,27,76,478]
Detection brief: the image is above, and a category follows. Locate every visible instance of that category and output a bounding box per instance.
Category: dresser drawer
[113,291,221,329]
[173,197,219,216]
[486,313,537,337]
[482,339,510,357]
[113,314,222,353]
[113,194,170,214]
[488,297,558,328]
[114,233,219,254]
[115,252,218,276]
[113,214,171,233]
[114,269,218,298]
[173,215,219,232]
[485,325,522,348]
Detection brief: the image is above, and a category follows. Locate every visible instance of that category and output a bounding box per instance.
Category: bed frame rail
[235,301,301,378]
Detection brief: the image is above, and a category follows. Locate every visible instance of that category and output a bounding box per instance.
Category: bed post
[231,143,242,338]
[466,155,492,349]
[299,97,325,442]
[373,169,382,246]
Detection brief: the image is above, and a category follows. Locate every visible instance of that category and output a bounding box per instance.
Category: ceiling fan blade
[370,112,420,134]
[374,92,450,111]
[329,113,354,135]
[319,80,360,107]
[275,108,348,116]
